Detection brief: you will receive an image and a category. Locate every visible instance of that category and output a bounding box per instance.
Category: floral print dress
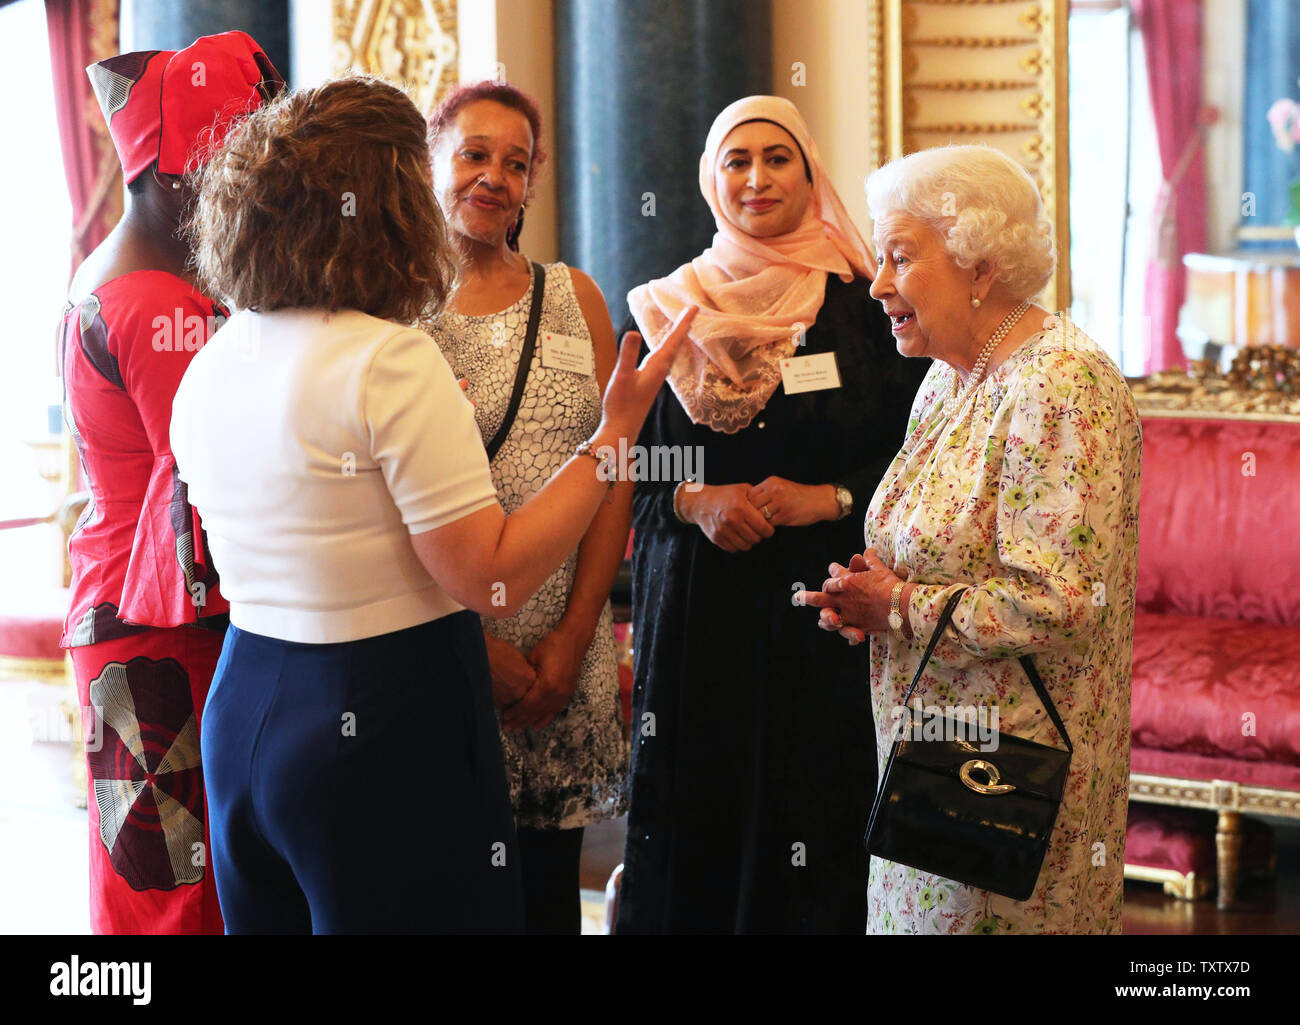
[863,315,1141,934]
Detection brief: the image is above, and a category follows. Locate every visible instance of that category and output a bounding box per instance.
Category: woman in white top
[421,81,630,935]
[170,76,694,934]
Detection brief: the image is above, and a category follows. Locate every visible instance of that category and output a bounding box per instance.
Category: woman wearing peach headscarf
[616,96,930,934]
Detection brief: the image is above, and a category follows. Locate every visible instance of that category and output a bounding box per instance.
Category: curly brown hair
[187,75,456,323]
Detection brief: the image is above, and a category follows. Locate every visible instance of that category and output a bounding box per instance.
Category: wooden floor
[1123,816,1300,934]
[581,814,1300,934]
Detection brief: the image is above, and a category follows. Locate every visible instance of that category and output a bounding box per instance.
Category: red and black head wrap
[87,30,283,183]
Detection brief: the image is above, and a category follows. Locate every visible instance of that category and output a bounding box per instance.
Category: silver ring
[763,505,773,521]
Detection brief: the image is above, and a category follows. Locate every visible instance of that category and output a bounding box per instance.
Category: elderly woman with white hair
[798,144,1141,934]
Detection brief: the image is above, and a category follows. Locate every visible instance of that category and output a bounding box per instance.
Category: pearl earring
[971,297,981,308]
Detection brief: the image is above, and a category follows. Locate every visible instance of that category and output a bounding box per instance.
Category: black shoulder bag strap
[484,261,545,461]
[901,587,1073,754]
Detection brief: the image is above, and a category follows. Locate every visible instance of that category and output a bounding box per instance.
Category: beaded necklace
[950,301,1031,406]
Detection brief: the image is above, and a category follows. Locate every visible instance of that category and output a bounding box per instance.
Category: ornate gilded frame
[329,0,459,114]
[867,0,1072,311]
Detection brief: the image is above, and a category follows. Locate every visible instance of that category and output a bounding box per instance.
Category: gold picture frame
[871,0,1072,310]
[330,0,459,114]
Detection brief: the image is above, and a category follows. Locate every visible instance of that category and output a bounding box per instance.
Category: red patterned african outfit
[61,270,229,934]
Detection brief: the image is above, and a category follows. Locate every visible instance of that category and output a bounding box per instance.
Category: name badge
[780,352,841,394]
[540,331,595,376]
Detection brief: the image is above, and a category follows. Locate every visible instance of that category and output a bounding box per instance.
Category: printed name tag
[780,352,841,394]
[540,331,595,376]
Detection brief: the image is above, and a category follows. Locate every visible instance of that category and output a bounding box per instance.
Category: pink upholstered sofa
[1127,412,1300,907]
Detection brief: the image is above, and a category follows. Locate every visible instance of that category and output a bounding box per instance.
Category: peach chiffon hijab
[628,95,874,434]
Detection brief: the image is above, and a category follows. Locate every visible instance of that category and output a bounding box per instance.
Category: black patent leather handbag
[865,588,1073,901]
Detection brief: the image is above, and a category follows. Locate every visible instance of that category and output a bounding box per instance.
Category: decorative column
[554,0,772,329]
[124,0,291,86]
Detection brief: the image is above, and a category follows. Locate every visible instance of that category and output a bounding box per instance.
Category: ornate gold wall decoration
[866,2,888,176]
[909,79,1038,90]
[871,0,1071,309]
[910,35,1038,46]
[908,121,1040,133]
[1018,6,1046,33]
[330,0,458,114]
[1019,93,1044,118]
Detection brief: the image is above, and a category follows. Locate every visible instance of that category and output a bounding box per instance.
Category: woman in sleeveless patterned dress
[423,82,628,934]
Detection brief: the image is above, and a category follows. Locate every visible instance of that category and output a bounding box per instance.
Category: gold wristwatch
[833,484,853,520]
[888,581,906,633]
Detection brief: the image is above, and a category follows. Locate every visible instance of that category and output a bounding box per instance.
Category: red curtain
[45,0,121,279]
[1134,0,1208,374]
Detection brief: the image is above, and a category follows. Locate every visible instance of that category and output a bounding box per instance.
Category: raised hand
[596,306,698,442]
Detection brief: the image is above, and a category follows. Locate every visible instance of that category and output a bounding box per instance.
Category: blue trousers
[202,611,524,933]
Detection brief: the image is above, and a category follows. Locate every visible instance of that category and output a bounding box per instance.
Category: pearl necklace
[950,301,1031,406]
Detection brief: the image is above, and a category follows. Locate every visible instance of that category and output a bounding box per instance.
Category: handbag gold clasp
[959,759,1017,795]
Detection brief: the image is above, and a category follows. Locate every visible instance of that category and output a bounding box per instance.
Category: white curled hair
[865,145,1057,301]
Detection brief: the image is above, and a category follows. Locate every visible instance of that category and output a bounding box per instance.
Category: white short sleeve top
[170,307,499,643]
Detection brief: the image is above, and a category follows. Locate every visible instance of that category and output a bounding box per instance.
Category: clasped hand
[486,629,584,732]
[680,476,838,552]
[794,548,908,645]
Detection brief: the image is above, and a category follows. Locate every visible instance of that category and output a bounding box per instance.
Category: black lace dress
[616,274,930,934]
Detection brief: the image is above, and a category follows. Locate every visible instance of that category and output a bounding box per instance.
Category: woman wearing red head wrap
[59,30,282,935]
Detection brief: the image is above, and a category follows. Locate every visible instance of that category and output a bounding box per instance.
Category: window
[1068,1,1162,374]
[0,0,75,587]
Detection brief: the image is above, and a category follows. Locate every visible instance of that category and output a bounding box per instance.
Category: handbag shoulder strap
[484,260,545,461]
[900,587,1073,753]
[899,588,965,708]
[1017,654,1073,753]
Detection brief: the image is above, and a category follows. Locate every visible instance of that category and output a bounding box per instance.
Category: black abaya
[615,274,930,934]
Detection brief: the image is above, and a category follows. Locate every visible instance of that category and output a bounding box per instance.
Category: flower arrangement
[1266,82,1300,226]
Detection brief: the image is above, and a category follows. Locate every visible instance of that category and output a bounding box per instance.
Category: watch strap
[834,484,852,520]
[889,580,906,631]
